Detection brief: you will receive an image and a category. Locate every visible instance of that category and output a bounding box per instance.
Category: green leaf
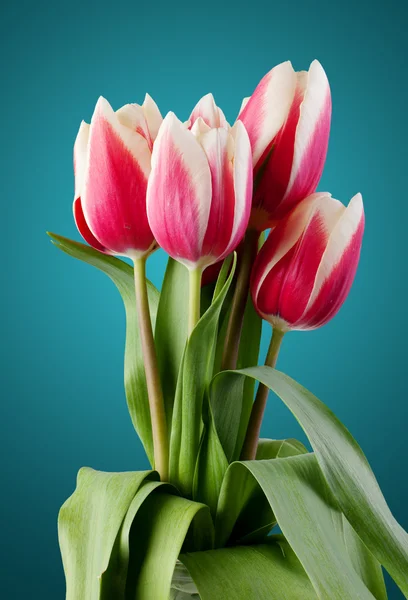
[212,366,408,596]
[342,517,388,600]
[217,454,379,599]
[256,437,308,459]
[58,468,155,600]
[181,535,318,600]
[49,233,159,464]
[222,438,309,546]
[169,255,236,497]
[128,493,214,600]
[100,480,173,599]
[154,258,189,425]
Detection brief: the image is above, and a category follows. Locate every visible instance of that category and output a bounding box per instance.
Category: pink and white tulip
[73,94,163,258]
[239,60,331,230]
[251,192,364,331]
[146,112,253,271]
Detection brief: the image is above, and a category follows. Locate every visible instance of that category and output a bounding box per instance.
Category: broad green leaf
[49,233,159,464]
[154,258,189,425]
[217,454,378,599]
[256,437,308,459]
[100,480,173,599]
[169,255,236,497]
[128,493,214,600]
[342,517,388,600]
[212,366,408,596]
[226,438,309,545]
[181,535,318,600]
[58,468,155,600]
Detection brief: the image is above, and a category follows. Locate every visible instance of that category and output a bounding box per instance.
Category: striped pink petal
[277,60,332,219]
[190,93,229,129]
[199,122,252,263]
[251,193,364,331]
[251,194,327,327]
[297,194,364,329]
[238,61,297,168]
[81,97,155,258]
[147,112,212,268]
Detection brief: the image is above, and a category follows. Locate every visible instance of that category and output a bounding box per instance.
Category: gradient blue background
[1,0,407,597]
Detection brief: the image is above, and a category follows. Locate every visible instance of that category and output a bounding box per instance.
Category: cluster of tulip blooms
[72,59,364,480]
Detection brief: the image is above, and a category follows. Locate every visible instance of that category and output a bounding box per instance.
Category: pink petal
[82,97,154,258]
[190,93,229,129]
[224,121,253,256]
[73,197,108,253]
[239,61,297,167]
[251,194,324,321]
[277,195,344,324]
[147,112,212,268]
[199,128,235,261]
[279,61,332,217]
[297,194,364,328]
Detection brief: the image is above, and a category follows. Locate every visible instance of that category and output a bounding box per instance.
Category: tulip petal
[147,112,212,268]
[252,194,328,305]
[298,194,364,328]
[282,61,332,212]
[142,93,163,141]
[225,120,253,255]
[73,197,108,253]
[239,61,297,167]
[190,93,229,129]
[82,97,154,257]
[116,103,153,149]
[73,121,90,201]
[277,195,344,324]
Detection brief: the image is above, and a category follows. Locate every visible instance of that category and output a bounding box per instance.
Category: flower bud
[239,60,331,230]
[251,192,364,330]
[73,94,162,258]
[146,112,253,270]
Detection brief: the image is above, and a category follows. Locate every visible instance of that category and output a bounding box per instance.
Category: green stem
[221,229,259,371]
[240,328,285,460]
[133,257,169,481]
[188,267,202,336]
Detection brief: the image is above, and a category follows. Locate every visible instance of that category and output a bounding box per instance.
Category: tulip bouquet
[50,60,408,600]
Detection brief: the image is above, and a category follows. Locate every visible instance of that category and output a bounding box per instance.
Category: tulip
[73,95,169,481]
[73,94,162,258]
[147,111,252,334]
[251,192,365,331]
[240,191,364,461]
[147,112,253,272]
[238,60,332,230]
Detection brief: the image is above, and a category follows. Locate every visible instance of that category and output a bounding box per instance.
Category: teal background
[1,0,407,597]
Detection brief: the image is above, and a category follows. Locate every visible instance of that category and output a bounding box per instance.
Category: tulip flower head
[251,192,364,331]
[239,60,331,230]
[73,94,163,258]
[146,112,253,271]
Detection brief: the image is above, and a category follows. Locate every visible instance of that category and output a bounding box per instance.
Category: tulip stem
[133,257,169,481]
[240,328,285,460]
[221,229,259,371]
[188,267,202,336]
